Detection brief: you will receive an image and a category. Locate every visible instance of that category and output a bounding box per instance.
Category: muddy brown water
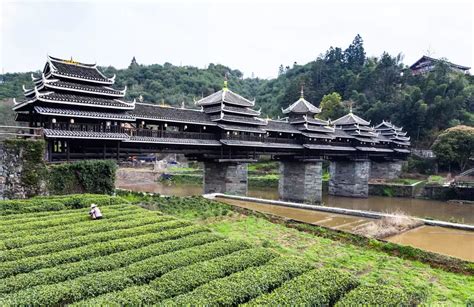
[117,181,474,225]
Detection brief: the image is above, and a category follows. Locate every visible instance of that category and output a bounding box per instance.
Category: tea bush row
[0,232,221,295]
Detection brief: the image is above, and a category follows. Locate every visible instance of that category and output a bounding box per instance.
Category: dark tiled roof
[196,89,255,107]
[332,112,370,126]
[43,129,128,140]
[49,58,111,83]
[38,92,134,109]
[125,136,221,146]
[203,105,260,116]
[220,139,303,149]
[130,103,215,125]
[210,114,266,126]
[217,124,265,134]
[332,129,355,139]
[303,144,356,151]
[297,124,334,133]
[34,106,135,121]
[356,147,393,152]
[302,132,335,139]
[265,120,301,134]
[282,97,321,114]
[45,80,124,96]
[394,148,410,153]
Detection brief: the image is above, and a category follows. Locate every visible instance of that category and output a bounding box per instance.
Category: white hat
[91,204,97,208]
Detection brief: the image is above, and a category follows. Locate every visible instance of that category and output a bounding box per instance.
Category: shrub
[0,224,207,278]
[245,268,359,306]
[335,284,426,306]
[0,219,190,261]
[48,160,117,195]
[78,247,278,305]
[1,213,173,250]
[166,256,313,305]
[0,239,250,305]
[0,232,221,295]
[0,194,127,215]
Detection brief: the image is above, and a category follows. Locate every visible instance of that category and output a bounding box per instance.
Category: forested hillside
[1,35,472,147]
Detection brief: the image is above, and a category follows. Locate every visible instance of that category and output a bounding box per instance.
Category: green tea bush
[0,225,207,278]
[0,194,126,215]
[1,239,250,305]
[2,214,173,249]
[0,232,221,295]
[0,219,190,261]
[0,207,144,240]
[166,257,313,305]
[335,284,423,306]
[80,247,278,305]
[245,268,359,306]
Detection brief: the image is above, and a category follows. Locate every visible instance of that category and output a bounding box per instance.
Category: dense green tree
[431,125,474,171]
[317,92,346,120]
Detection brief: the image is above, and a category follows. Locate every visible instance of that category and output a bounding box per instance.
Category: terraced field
[0,194,441,305]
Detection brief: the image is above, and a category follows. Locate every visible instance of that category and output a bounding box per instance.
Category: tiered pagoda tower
[375,121,410,153]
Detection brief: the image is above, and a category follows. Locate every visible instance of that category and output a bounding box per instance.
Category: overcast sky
[1,0,472,78]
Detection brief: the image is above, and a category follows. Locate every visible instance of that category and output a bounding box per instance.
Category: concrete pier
[203,162,248,195]
[370,160,403,180]
[278,160,323,204]
[329,159,370,197]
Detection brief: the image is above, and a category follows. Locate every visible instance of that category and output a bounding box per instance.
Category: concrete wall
[278,161,322,204]
[203,162,248,195]
[329,160,370,198]
[370,160,404,180]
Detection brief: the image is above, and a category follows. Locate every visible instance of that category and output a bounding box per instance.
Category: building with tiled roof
[12,56,410,162]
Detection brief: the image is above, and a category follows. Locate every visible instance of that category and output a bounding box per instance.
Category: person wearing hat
[89,204,103,220]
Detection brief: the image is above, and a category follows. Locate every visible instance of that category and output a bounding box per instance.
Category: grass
[428,175,445,185]
[143,196,473,305]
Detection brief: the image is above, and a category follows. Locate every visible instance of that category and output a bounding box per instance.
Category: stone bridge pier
[370,160,404,180]
[278,160,323,204]
[329,159,370,198]
[203,161,248,195]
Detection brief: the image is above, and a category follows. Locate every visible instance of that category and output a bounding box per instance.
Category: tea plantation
[0,194,450,305]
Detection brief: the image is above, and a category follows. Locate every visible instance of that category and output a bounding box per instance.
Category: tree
[344,34,366,72]
[129,56,139,69]
[317,92,346,120]
[431,125,474,172]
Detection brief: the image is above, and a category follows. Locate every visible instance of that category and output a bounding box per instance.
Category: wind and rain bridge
[12,56,411,203]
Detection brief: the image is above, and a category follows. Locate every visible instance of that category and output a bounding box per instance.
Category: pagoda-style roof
[34,106,135,121]
[282,89,321,115]
[302,132,335,140]
[220,139,303,149]
[210,113,266,126]
[14,56,134,112]
[203,104,261,116]
[303,144,356,151]
[265,120,301,134]
[130,103,215,126]
[195,88,255,107]
[332,112,370,126]
[47,56,115,84]
[374,120,410,146]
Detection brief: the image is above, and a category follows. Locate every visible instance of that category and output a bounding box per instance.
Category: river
[117,181,474,225]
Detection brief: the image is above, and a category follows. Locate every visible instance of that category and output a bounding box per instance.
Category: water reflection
[116,182,474,225]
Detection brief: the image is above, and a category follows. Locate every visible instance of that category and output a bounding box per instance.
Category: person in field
[89,204,103,220]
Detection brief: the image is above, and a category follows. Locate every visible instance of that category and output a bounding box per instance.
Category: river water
[117,182,474,225]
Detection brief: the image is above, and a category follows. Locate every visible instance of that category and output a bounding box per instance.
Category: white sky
[1,0,472,78]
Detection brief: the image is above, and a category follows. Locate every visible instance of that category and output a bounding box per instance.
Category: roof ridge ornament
[223,73,228,91]
[300,84,304,98]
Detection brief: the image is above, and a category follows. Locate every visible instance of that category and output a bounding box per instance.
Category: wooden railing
[0,125,43,139]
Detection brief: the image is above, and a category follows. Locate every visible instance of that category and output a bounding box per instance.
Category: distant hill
[1,35,473,147]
